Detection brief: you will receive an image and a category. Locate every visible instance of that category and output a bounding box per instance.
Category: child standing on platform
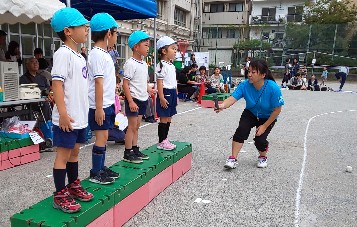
[50,8,93,213]
[123,31,156,163]
[156,36,178,150]
[87,13,120,185]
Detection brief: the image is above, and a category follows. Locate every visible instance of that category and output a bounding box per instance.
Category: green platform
[11,141,192,227]
[202,93,231,101]
[0,137,33,153]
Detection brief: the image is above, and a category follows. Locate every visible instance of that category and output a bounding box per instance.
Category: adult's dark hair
[190,63,198,69]
[92,27,117,43]
[34,48,43,55]
[249,59,275,82]
[213,66,220,71]
[38,58,49,70]
[0,30,6,36]
[7,41,19,56]
[199,65,206,71]
[181,66,192,75]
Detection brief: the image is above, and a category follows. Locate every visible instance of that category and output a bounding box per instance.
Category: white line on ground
[294,109,356,227]
[79,107,202,149]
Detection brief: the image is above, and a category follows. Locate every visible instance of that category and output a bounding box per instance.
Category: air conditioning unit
[0,61,20,101]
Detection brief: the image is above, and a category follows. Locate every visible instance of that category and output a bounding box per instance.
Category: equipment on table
[19,84,41,99]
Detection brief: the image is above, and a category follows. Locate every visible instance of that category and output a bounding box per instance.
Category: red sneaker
[53,188,81,213]
[67,179,94,202]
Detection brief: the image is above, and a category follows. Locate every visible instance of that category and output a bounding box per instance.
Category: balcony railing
[251,15,280,24]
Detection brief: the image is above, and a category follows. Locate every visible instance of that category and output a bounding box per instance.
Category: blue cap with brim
[128,31,150,49]
[90,13,119,32]
[51,8,89,33]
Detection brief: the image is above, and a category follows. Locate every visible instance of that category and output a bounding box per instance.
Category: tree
[304,0,357,24]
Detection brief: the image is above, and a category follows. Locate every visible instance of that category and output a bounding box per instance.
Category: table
[0,98,46,121]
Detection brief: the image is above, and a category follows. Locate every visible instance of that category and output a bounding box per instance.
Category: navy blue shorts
[125,98,148,116]
[53,125,87,149]
[88,104,115,131]
[156,88,177,117]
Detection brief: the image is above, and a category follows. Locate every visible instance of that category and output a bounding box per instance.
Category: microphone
[212,93,219,109]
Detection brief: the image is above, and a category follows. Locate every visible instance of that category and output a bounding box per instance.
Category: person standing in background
[0,30,7,61]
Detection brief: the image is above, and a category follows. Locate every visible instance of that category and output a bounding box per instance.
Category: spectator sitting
[177,65,200,100]
[20,57,50,94]
[0,30,6,61]
[19,57,51,121]
[197,65,216,94]
[5,41,22,66]
[308,75,320,91]
[281,68,291,88]
[288,73,306,90]
[34,48,51,84]
[210,67,225,93]
[80,46,87,60]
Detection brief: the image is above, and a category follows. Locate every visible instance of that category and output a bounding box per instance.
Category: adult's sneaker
[224,156,237,169]
[89,170,114,184]
[123,151,143,164]
[157,139,175,151]
[53,188,81,213]
[257,156,268,168]
[133,147,149,160]
[67,179,94,201]
[103,166,120,179]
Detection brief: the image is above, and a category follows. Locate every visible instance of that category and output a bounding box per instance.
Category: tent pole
[153,17,157,118]
[66,0,71,7]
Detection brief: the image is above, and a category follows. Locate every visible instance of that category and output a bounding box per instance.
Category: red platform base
[90,152,192,227]
[0,144,40,171]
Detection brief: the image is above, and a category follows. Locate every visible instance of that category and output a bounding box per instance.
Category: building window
[210,4,224,13]
[227,29,236,38]
[211,28,223,39]
[261,7,276,22]
[157,1,164,19]
[287,6,303,22]
[174,7,187,27]
[202,28,209,38]
[204,4,210,13]
[229,3,243,12]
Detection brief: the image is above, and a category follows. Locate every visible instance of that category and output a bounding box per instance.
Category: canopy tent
[0,0,66,24]
[61,0,157,20]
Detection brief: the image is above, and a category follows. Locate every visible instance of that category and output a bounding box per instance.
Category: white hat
[157,36,176,50]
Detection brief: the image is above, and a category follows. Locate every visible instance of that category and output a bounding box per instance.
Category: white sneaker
[257,156,267,168]
[224,156,237,169]
[167,139,176,149]
[157,139,175,151]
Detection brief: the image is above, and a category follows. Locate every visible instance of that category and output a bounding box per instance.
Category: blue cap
[51,8,89,32]
[128,31,150,49]
[90,13,119,32]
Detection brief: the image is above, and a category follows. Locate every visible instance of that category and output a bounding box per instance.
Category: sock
[166,122,171,139]
[124,148,132,156]
[53,168,67,192]
[158,123,167,143]
[91,145,105,174]
[101,146,107,170]
[132,145,139,153]
[66,162,78,184]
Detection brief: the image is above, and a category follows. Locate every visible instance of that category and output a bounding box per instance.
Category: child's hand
[160,98,169,109]
[129,101,139,112]
[95,109,105,126]
[59,114,74,132]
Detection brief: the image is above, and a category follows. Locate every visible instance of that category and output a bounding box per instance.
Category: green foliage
[304,0,357,24]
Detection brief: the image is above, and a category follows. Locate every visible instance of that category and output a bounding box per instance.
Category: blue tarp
[61,0,157,19]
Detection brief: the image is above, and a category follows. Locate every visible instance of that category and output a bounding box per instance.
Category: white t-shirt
[155,60,177,89]
[339,66,349,75]
[123,57,149,101]
[88,46,116,109]
[51,45,89,129]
